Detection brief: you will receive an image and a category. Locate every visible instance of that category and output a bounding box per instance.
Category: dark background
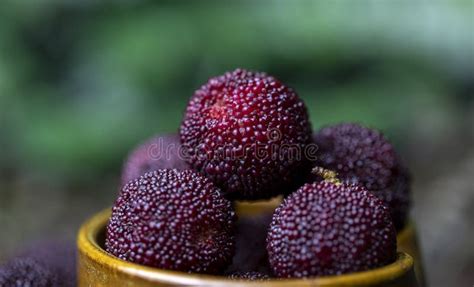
[0,1,473,286]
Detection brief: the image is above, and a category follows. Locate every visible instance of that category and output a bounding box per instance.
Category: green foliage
[0,1,472,180]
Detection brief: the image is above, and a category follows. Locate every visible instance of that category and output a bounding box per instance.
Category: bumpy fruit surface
[180,68,312,200]
[267,181,397,278]
[106,169,236,274]
[0,258,59,287]
[313,123,411,229]
[121,133,188,185]
[376,167,411,230]
[15,239,76,286]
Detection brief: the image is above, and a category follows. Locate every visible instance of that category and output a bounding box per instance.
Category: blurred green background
[0,1,473,286]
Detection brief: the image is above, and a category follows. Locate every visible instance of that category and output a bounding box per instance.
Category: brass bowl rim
[78,208,414,287]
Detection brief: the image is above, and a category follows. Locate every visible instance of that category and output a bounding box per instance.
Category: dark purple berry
[313,123,398,190]
[106,169,236,274]
[0,258,59,287]
[229,271,269,280]
[267,181,397,278]
[121,133,189,185]
[377,167,411,230]
[180,68,312,200]
[225,214,273,276]
[313,123,411,229]
[15,239,76,286]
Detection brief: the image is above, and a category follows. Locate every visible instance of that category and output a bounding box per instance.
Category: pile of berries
[106,68,411,279]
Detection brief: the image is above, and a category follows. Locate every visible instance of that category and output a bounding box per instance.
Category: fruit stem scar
[312,166,342,186]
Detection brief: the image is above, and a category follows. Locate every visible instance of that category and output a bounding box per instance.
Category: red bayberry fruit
[267,180,397,278]
[313,123,411,229]
[180,68,312,200]
[0,258,59,287]
[121,133,189,185]
[106,169,236,274]
[15,239,76,286]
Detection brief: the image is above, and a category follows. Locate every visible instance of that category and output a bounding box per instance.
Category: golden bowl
[397,220,426,286]
[78,200,420,287]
